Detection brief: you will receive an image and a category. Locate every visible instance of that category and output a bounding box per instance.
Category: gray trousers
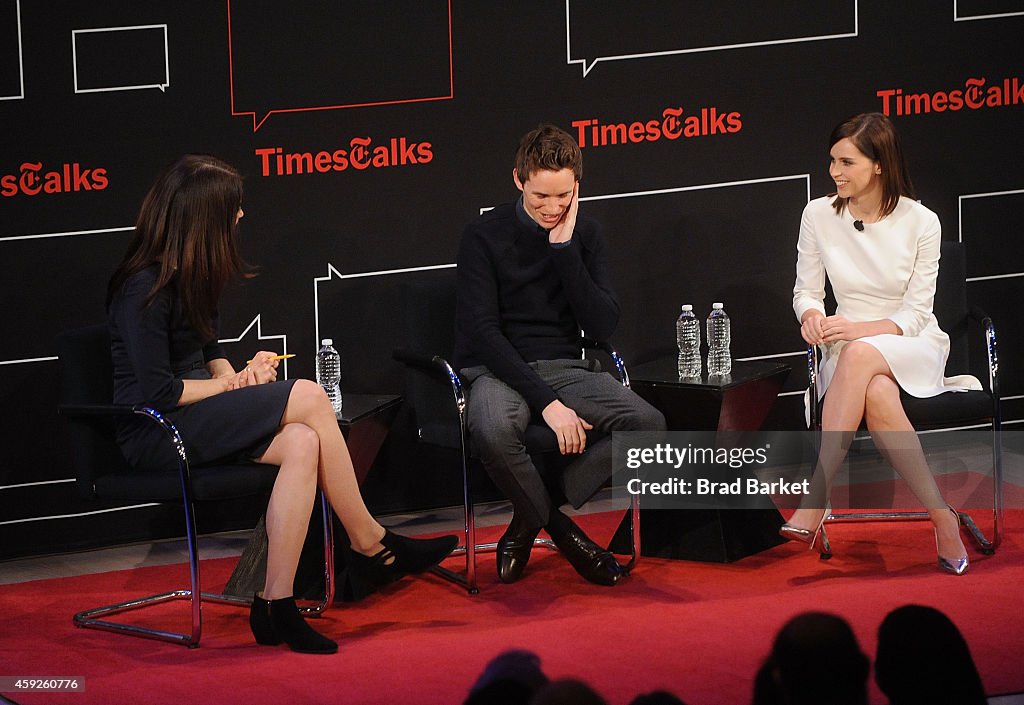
[463,359,666,530]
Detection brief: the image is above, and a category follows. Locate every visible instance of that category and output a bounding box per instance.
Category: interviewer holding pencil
[106,155,456,654]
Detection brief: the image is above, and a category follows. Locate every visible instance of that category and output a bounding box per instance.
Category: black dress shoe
[551,522,624,587]
[496,525,541,584]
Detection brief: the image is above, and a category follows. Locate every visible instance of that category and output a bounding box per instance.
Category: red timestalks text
[255,136,434,176]
[571,106,743,149]
[1,162,109,198]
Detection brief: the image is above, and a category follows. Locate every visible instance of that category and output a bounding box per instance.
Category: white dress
[793,195,981,419]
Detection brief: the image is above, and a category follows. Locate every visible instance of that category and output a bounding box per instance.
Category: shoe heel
[812,525,833,560]
[936,505,969,575]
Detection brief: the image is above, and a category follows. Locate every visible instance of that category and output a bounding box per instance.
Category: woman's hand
[229,351,279,389]
[800,311,826,345]
[819,315,864,343]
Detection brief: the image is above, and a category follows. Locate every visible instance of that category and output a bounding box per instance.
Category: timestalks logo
[255,136,433,177]
[571,106,742,149]
[877,76,1024,117]
[1,162,109,198]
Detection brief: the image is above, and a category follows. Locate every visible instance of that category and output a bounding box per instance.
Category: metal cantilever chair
[808,241,1002,553]
[57,324,335,647]
[392,271,640,594]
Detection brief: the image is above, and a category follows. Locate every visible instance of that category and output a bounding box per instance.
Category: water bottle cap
[681,304,693,311]
[322,338,333,346]
[712,302,724,309]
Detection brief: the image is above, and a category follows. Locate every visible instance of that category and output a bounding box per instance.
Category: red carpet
[1,510,1023,705]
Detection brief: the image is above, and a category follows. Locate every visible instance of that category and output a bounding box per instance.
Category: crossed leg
[256,379,386,600]
[789,342,966,561]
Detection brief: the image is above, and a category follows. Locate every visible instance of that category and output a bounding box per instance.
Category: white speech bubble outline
[565,0,859,77]
[313,262,456,352]
[0,225,132,365]
[72,24,170,94]
[953,0,1024,21]
[0,0,24,100]
[959,187,1024,281]
[218,314,292,378]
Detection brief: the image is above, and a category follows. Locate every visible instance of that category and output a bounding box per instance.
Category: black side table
[224,393,402,599]
[610,359,791,562]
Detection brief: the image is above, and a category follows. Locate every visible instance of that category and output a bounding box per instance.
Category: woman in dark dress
[107,154,456,654]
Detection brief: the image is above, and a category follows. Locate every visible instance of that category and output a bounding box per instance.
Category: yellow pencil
[245,353,296,364]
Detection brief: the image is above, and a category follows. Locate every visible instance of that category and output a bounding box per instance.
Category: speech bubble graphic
[0,0,24,100]
[566,0,858,77]
[228,0,454,131]
[954,0,1024,21]
[218,314,293,379]
[959,188,1024,281]
[313,262,455,392]
[72,24,170,93]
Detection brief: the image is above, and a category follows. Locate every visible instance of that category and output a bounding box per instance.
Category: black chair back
[398,269,463,448]
[934,241,969,376]
[57,323,130,499]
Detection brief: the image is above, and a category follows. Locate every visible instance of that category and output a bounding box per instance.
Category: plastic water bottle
[315,338,343,417]
[706,303,732,376]
[676,304,702,378]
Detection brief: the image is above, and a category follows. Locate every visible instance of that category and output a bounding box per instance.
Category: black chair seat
[94,463,279,503]
[901,389,995,429]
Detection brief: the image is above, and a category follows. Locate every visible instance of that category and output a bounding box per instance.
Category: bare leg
[276,380,386,554]
[256,423,320,600]
[789,342,889,531]
[864,376,967,561]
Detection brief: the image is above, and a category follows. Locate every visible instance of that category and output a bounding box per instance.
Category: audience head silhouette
[465,650,549,705]
[529,678,608,705]
[875,604,986,705]
[752,611,868,705]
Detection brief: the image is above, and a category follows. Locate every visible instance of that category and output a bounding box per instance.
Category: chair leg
[430,434,481,594]
[990,422,1003,553]
[73,486,215,647]
[299,490,336,615]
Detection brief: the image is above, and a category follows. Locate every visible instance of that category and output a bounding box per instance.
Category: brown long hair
[829,112,916,218]
[107,155,252,341]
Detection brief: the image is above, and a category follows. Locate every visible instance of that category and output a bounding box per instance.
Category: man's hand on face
[548,182,578,245]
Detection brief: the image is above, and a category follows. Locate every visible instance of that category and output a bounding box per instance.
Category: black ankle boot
[250,594,338,654]
[348,530,458,587]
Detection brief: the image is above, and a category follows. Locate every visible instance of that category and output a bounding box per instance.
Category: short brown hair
[829,112,915,218]
[514,124,583,184]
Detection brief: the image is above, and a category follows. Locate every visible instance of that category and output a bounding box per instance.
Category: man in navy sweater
[454,125,665,586]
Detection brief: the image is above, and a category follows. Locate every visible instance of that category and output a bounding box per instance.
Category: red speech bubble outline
[227,0,454,131]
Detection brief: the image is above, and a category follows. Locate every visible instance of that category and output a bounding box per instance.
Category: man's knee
[622,396,666,431]
[469,422,527,464]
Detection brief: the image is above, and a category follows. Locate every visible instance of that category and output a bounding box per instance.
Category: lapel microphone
[853,220,865,232]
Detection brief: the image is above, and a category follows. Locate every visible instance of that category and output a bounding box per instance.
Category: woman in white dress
[781,112,981,574]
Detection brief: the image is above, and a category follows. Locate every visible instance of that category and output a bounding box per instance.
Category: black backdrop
[2,1,1022,559]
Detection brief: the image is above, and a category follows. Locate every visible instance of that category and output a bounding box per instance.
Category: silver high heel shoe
[779,505,832,559]
[937,505,969,576]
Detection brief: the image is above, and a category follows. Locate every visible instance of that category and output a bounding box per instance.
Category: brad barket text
[627,477,810,496]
